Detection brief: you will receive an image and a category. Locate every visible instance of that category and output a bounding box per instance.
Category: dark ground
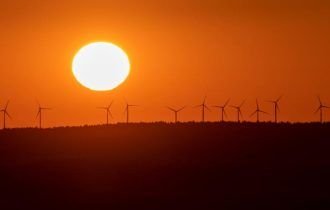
[0,122,330,210]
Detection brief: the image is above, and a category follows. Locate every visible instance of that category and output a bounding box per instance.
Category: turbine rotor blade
[250,111,257,117]
[260,110,269,115]
[5,101,9,110]
[203,96,207,104]
[239,110,244,119]
[108,110,113,118]
[36,110,40,119]
[314,107,321,114]
[318,96,322,105]
[36,99,40,107]
[276,104,281,112]
[178,106,186,112]
[5,111,12,119]
[276,95,283,102]
[167,107,176,112]
[224,98,230,107]
[223,110,228,118]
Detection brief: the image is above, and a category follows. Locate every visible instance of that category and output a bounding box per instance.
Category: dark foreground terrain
[0,122,330,210]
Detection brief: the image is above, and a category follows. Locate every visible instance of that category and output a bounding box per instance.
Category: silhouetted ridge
[0,122,329,210]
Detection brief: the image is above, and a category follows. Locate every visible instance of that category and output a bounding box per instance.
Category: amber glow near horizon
[72,42,130,91]
[1,0,330,127]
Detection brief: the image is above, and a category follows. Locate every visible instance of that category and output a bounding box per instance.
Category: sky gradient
[1,0,330,127]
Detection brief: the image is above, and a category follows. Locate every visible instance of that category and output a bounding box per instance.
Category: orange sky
[1,0,330,127]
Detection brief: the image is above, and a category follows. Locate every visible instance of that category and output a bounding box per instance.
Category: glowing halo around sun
[72,42,130,91]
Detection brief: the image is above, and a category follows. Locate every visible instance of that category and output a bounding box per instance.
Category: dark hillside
[0,122,330,210]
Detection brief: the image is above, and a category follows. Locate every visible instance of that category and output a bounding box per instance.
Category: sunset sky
[1,0,330,127]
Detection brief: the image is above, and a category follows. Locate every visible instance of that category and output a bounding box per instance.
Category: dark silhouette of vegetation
[0,122,330,209]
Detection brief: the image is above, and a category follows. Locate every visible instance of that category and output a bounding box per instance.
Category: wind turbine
[195,97,210,122]
[1,101,11,129]
[267,96,282,123]
[167,106,185,123]
[250,99,268,123]
[315,96,330,123]
[213,99,230,122]
[36,102,51,128]
[124,101,138,123]
[97,101,114,125]
[230,100,245,123]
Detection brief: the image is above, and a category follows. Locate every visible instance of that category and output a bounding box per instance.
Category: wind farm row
[0,96,329,129]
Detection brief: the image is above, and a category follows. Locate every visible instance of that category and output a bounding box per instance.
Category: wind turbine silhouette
[195,97,210,122]
[213,99,230,122]
[267,96,282,123]
[250,99,268,123]
[124,101,138,123]
[230,100,245,123]
[167,106,185,123]
[315,96,329,123]
[1,101,11,129]
[36,102,51,128]
[97,101,114,125]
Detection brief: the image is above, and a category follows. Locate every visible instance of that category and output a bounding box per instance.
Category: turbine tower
[124,102,138,123]
[1,101,11,129]
[213,99,230,122]
[97,101,114,125]
[36,102,51,129]
[250,99,268,123]
[230,100,245,123]
[167,106,185,123]
[315,96,329,123]
[267,96,282,123]
[195,97,210,122]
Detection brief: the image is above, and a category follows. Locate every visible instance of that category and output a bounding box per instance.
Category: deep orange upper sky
[1,0,330,127]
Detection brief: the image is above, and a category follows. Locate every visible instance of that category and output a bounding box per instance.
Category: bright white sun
[72,42,130,91]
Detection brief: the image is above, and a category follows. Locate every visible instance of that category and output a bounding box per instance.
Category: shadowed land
[0,122,330,209]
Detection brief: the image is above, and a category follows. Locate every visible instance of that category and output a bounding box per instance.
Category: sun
[72,42,130,91]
